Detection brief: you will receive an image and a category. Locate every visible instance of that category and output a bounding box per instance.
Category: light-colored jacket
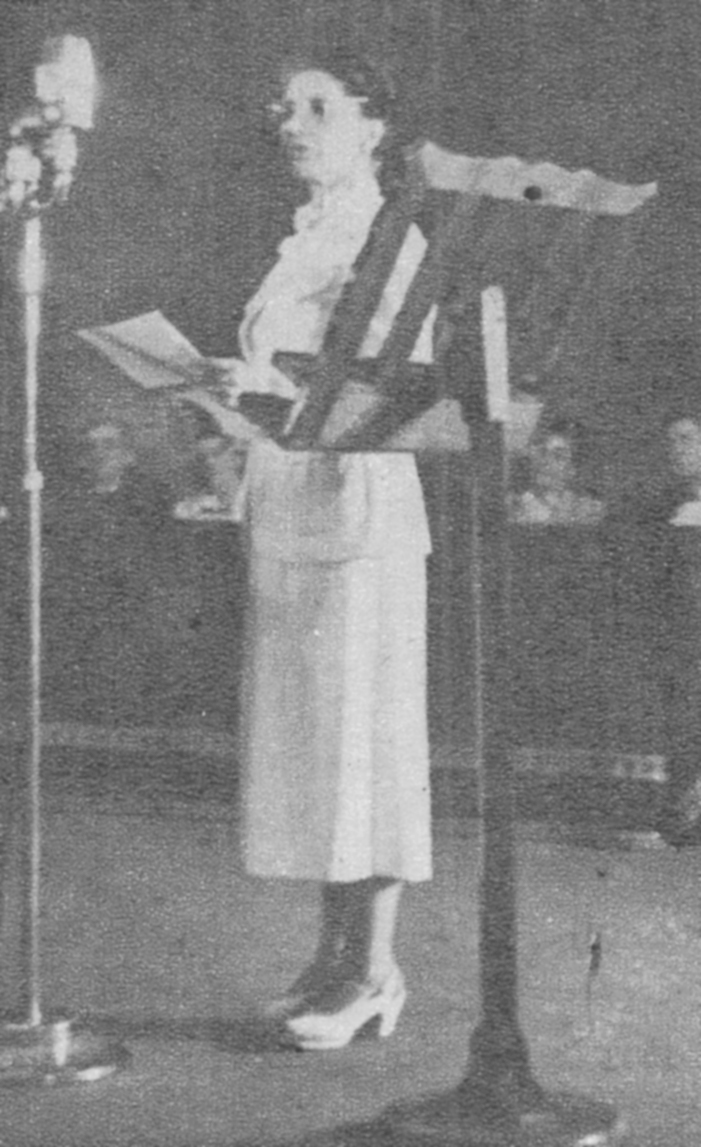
[238,174,435,563]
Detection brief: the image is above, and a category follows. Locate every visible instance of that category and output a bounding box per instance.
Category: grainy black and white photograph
[0,1,698,1143]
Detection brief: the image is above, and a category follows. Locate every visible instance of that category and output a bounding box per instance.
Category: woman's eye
[310,97,325,118]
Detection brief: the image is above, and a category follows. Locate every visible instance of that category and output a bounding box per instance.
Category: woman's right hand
[194,357,298,402]
[174,385,266,441]
[193,357,243,404]
[174,356,299,440]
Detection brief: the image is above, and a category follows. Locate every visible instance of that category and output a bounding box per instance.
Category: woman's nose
[280,108,297,131]
[282,108,308,137]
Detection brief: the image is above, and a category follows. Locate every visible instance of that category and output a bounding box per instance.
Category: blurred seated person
[667,416,701,524]
[509,418,605,527]
[173,435,246,521]
[659,412,701,844]
[50,411,246,726]
[87,423,136,494]
[74,410,235,643]
[82,389,236,519]
[69,419,194,596]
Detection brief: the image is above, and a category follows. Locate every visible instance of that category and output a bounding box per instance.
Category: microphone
[2,36,96,210]
[34,35,97,131]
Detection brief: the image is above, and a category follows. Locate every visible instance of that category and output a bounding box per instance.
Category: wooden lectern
[258,142,656,1144]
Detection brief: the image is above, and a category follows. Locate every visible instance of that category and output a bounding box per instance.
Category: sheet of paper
[77,310,204,390]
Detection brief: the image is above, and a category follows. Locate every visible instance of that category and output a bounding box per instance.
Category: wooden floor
[0,756,695,1146]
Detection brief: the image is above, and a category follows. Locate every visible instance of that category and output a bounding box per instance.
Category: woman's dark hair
[278,49,410,192]
[280,48,397,121]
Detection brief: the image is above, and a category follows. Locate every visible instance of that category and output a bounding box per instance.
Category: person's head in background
[668,415,701,490]
[82,398,213,502]
[664,410,701,526]
[86,424,135,494]
[528,418,583,497]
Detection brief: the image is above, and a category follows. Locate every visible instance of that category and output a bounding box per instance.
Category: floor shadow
[282,1122,396,1147]
[88,1010,300,1056]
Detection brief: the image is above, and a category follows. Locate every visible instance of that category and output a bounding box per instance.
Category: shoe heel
[377,979,407,1039]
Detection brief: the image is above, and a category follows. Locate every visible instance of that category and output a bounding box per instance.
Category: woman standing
[188,52,435,1050]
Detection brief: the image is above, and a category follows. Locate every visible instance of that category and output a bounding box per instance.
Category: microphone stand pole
[0,38,128,1085]
[22,208,44,1032]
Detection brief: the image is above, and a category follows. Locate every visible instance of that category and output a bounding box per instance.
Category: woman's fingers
[174,387,263,440]
[191,361,239,392]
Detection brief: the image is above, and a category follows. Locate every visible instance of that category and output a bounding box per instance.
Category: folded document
[77,310,204,390]
[77,311,294,440]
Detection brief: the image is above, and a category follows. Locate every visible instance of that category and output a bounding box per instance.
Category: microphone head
[35,36,96,130]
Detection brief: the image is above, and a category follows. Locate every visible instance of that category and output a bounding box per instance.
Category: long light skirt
[242,551,432,882]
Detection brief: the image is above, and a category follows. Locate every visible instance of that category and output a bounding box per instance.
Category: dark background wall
[0,0,699,749]
[1,0,698,481]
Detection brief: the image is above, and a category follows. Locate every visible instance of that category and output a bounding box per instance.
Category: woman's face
[669,418,701,480]
[275,69,385,189]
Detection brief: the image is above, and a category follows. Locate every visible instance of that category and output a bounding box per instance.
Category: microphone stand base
[0,1017,129,1087]
[380,1082,628,1147]
[380,1085,626,1146]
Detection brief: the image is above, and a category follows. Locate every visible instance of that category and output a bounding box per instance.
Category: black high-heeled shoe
[262,957,346,1020]
[284,966,407,1051]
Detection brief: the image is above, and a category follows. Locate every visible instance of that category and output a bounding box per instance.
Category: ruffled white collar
[244,171,384,308]
[291,171,384,238]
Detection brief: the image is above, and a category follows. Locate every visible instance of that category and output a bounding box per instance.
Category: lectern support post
[460,418,542,1116]
[389,302,624,1147]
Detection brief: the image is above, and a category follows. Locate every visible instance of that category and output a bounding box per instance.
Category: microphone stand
[22,207,44,1033]
[0,42,128,1084]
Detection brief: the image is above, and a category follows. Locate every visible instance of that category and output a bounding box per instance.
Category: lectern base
[0,1017,129,1087]
[384,1086,626,1146]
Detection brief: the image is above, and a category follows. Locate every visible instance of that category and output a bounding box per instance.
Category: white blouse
[238,173,435,562]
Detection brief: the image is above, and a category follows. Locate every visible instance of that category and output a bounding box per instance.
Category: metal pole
[0,40,129,1078]
[459,417,541,1117]
[0,204,129,1083]
[390,293,623,1144]
[21,210,44,1030]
